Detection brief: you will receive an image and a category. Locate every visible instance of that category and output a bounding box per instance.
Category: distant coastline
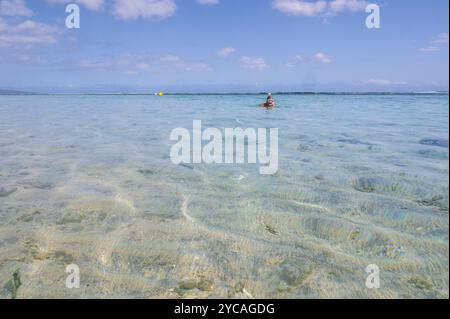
[0,89,35,95]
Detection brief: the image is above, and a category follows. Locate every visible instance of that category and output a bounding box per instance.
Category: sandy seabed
[0,94,448,299]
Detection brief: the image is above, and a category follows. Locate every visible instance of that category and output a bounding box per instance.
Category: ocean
[0,93,448,298]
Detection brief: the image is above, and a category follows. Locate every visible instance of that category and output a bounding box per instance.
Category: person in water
[261,93,275,108]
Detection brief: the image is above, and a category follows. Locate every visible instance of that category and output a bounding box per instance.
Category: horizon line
[1,90,449,96]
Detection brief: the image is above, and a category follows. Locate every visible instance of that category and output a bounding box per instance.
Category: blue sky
[0,0,448,93]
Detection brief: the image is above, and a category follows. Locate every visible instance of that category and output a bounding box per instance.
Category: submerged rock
[53,250,74,264]
[407,276,433,290]
[4,269,21,299]
[138,168,155,176]
[17,210,41,222]
[353,177,377,193]
[178,278,213,291]
[298,144,313,152]
[417,195,443,205]
[33,182,53,190]
[349,230,361,241]
[0,187,17,197]
[265,224,278,235]
[279,259,314,287]
[381,242,406,259]
[314,174,325,181]
[337,138,373,146]
[197,279,214,292]
[416,195,449,212]
[24,240,49,260]
[56,213,84,225]
[418,149,448,160]
[419,138,449,148]
[178,279,197,290]
[179,163,194,170]
[233,282,245,294]
[19,181,53,190]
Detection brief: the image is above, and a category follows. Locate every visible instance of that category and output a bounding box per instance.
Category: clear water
[0,94,448,299]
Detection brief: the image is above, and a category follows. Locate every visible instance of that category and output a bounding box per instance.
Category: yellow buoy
[155,92,164,96]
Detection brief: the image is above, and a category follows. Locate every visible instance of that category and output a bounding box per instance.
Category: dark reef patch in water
[352,177,377,193]
[337,138,374,146]
[419,138,449,148]
[297,143,324,152]
[348,229,361,241]
[53,250,74,264]
[314,174,325,181]
[179,163,194,170]
[4,269,21,299]
[0,187,17,197]
[56,213,84,225]
[407,276,433,291]
[17,210,41,222]
[265,224,278,235]
[138,168,156,176]
[279,259,314,287]
[384,156,408,167]
[416,195,449,212]
[298,144,313,152]
[418,149,449,160]
[178,278,214,292]
[18,180,54,190]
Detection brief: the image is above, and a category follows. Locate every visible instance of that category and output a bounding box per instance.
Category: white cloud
[433,33,449,44]
[272,0,327,16]
[419,46,440,53]
[135,62,152,71]
[160,54,212,71]
[272,0,367,17]
[46,0,178,20]
[217,47,236,57]
[285,54,304,68]
[314,52,331,63]
[45,0,104,11]
[160,54,181,63]
[367,79,407,86]
[79,53,211,73]
[419,33,449,53]
[0,18,58,46]
[0,0,33,16]
[197,0,219,5]
[239,56,269,70]
[79,54,136,70]
[328,0,367,13]
[79,60,113,69]
[113,0,176,21]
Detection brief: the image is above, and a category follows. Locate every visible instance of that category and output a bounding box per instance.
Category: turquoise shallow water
[0,94,448,298]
